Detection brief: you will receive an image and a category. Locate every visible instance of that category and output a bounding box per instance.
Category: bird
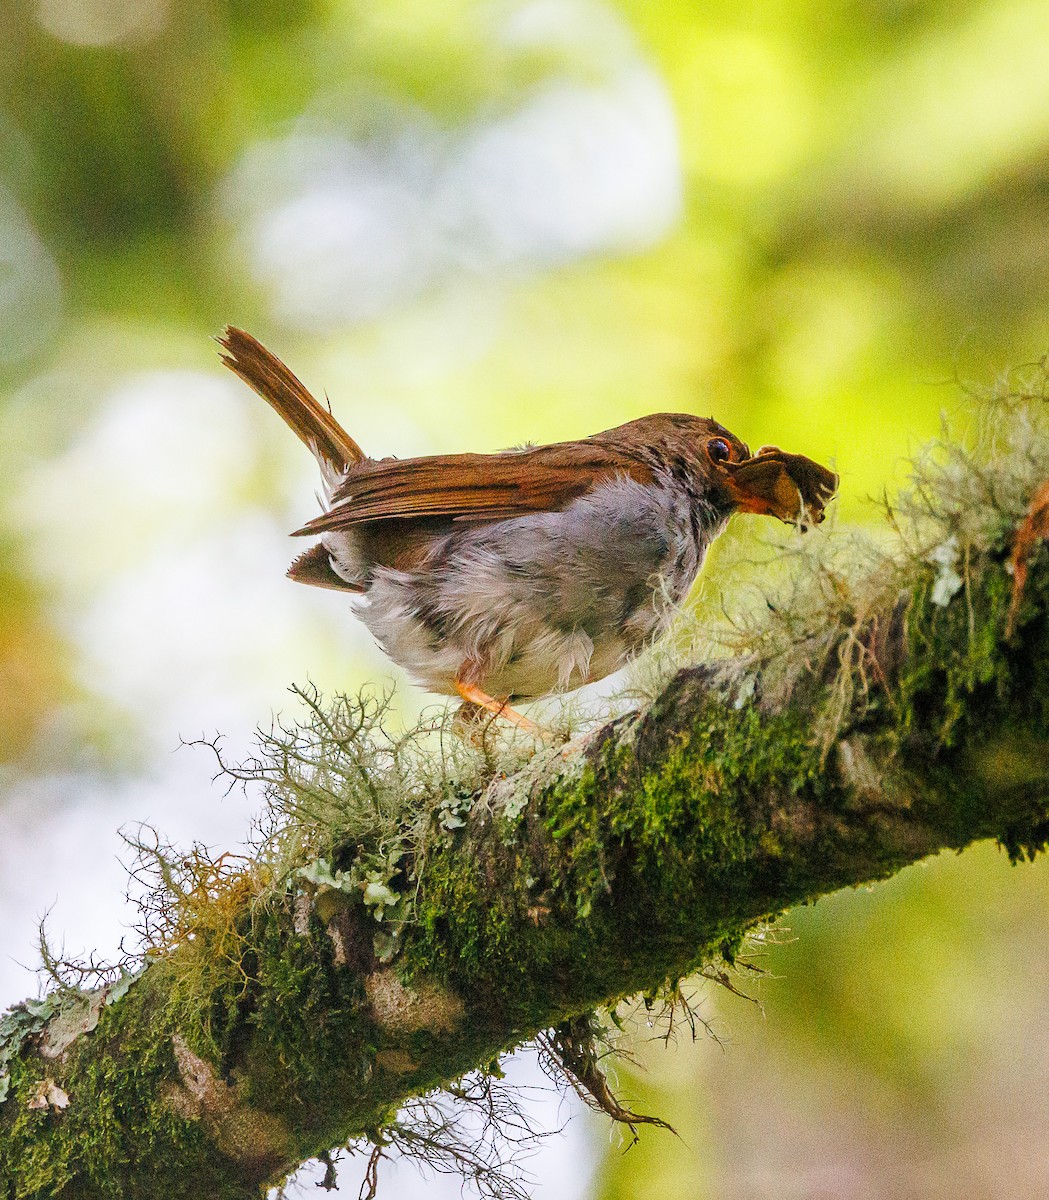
[218,326,837,735]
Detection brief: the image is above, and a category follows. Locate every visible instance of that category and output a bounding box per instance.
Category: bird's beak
[721,446,838,529]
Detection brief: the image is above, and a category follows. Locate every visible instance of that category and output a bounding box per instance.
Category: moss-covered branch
[2,381,1049,1198]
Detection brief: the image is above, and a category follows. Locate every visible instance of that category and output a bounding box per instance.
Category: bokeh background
[2,0,1049,1196]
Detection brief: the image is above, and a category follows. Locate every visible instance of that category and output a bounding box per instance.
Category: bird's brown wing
[293,442,655,535]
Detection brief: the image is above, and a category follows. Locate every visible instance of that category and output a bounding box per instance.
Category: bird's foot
[453,681,553,743]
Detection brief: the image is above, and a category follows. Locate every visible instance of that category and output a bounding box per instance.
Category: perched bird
[219,327,837,734]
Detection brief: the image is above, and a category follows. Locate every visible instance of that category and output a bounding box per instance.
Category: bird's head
[616,414,838,529]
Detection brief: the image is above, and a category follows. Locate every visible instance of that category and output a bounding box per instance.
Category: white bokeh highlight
[0,190,63,366]
[224,1,681,330]
[35,0,168,46]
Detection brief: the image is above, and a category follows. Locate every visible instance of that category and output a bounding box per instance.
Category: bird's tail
[217,326,366,480]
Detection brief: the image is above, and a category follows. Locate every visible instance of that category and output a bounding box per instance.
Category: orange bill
[721,446,838,529]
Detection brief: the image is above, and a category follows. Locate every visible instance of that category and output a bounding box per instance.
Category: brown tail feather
[217,326,366,475]
[287,544,364,592]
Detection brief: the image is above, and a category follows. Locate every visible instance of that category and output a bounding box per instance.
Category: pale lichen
[167,1034,295,1173]
[364,970,464,1036]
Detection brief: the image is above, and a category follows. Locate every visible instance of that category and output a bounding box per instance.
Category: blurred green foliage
[1,0,1048,1195]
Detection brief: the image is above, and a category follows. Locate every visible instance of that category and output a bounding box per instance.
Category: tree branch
[2,384,1048,1198]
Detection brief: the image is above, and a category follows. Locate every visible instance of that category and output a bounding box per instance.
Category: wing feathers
[294,444,654,535]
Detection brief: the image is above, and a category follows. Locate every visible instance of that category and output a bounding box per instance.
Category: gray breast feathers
[350,476,722,700]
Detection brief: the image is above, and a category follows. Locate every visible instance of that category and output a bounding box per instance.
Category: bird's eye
[706,437,732,464]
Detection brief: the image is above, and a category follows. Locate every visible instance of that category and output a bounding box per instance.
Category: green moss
[0,966,249,1199]
[399,689,841,1038]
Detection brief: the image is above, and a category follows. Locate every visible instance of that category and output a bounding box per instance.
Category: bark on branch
[2,394,1048,1198]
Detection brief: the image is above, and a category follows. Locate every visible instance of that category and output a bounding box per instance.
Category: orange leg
[454,679,550,740]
